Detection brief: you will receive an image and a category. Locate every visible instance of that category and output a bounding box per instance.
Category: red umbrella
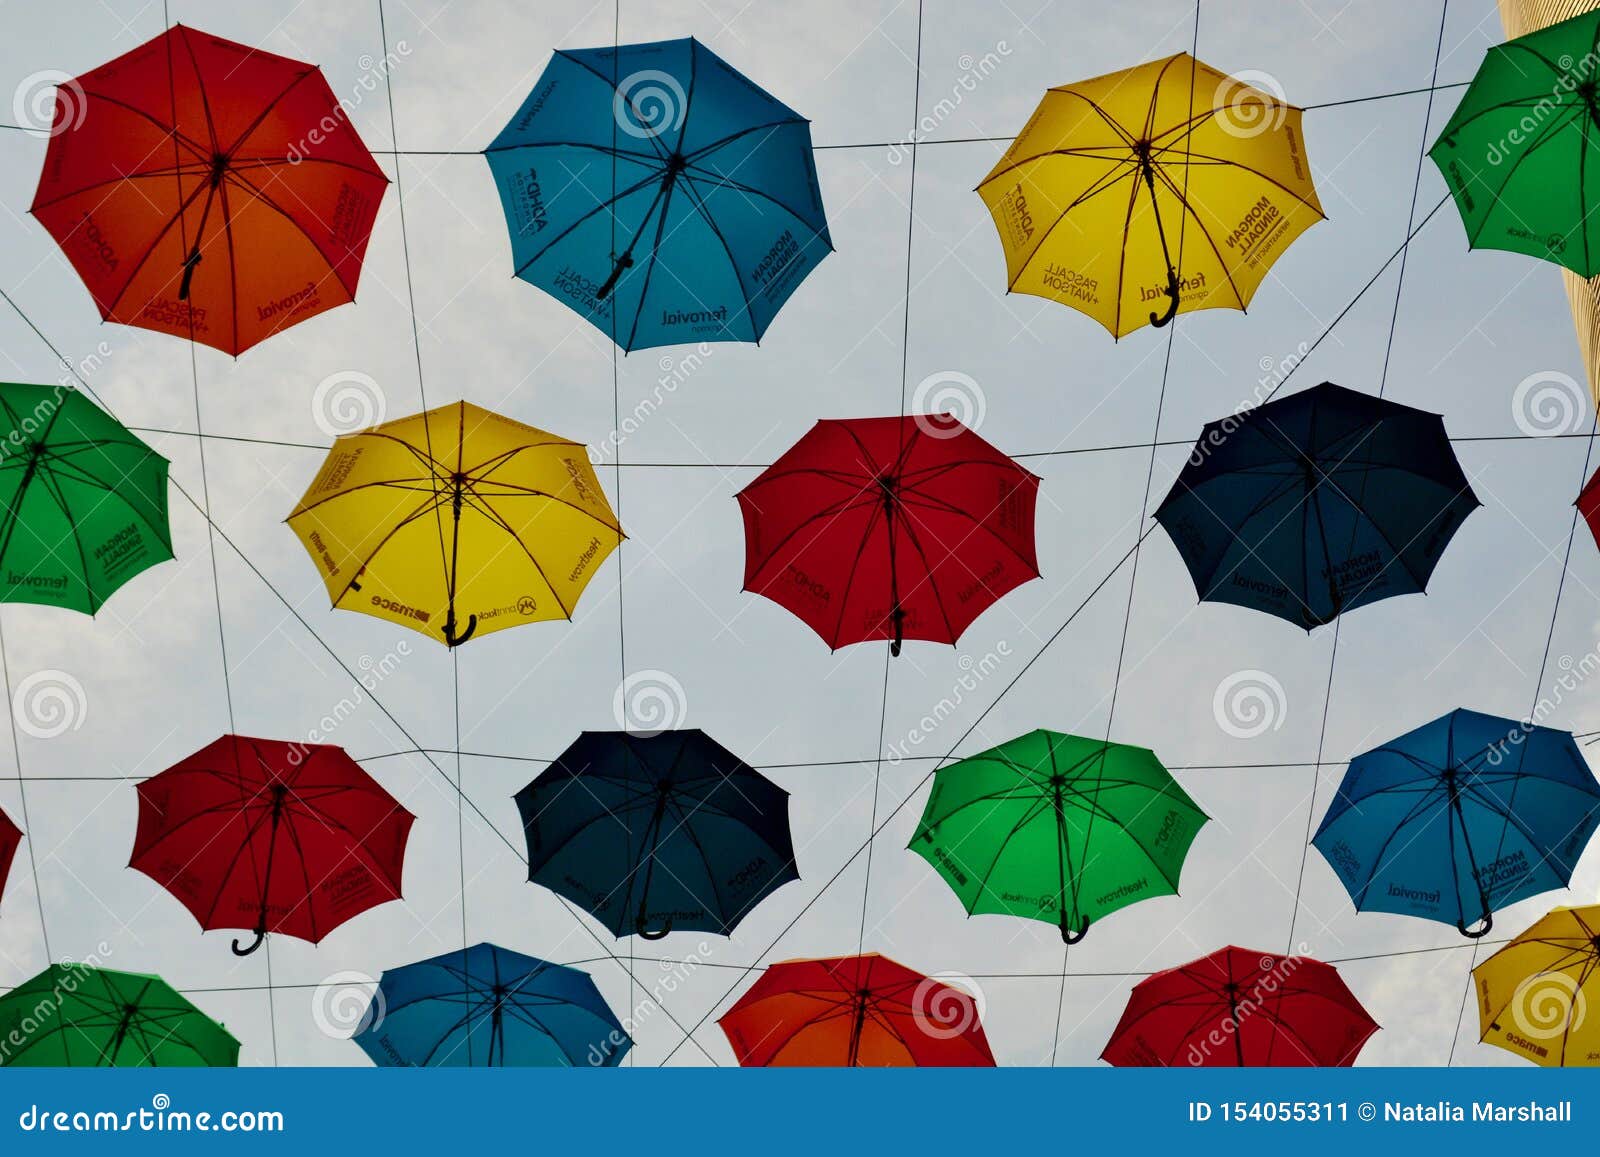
[0,807,20,908]
[736,415,1040,653]
[1101,945,1379,1067]
[31,25,389,355]
[718,953,996,1066]
[130,735,413,956]
[1579,465,1600,552]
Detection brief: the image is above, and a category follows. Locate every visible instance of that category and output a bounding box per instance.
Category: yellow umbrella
[288,401,623,647]
[977,53,1324,338]
[1473,904,1600,1067]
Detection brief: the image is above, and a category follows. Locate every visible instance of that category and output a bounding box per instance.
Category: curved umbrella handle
[1149,270,1181,329]
[635,912,673,941]
[443,612,478,648]
[1059,913,1090,945]
[231,926,266,957]
[1457,912,1493,939]
[889,607,905,658]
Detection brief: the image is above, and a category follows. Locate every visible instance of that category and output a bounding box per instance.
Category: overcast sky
[0,0,1597,1068]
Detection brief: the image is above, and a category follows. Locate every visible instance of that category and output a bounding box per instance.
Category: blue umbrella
[1312,709,1600,937]
[515,729,800,939]
[486,37,832,351]
[353,943,629,1067]
[1154,381,1480,628]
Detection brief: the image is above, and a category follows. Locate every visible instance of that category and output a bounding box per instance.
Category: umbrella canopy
[1312,708,1600,938]
[910,729,1208,943]
[1473,904,1600,1067]
[1155,381,1480,629]
[131,734,414,956]
[1101,946,1378,1067]
[287,400,623,647]
[736,414,1041,654]
[1430,9,1600,277]
[0,964,238,1067]
[31,25,388,355]
[487,37,831,350]
[515,729,798,939]
[719,953,996,1066]
[0,806,20,909]
[978,52,1323,338]
[354,943,630,1067]
[0,383,171,614]
[1576,463,1600,553]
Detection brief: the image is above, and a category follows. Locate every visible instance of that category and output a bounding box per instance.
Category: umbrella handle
[1060,913,1090,945]
[889,607,905,658]
[1149,270,1180,329]
[443,612,478,648]
[595,253,635,300]
[178,248,202,302]
[635,912,673,940]
[231,926,266,956]
[1457,912,1493,939]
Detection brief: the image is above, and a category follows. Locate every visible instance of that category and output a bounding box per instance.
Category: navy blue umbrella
[353,943,629,1067]
[1312,709,1600,937]
[1154,382,1480,628]
[515,729,800,939]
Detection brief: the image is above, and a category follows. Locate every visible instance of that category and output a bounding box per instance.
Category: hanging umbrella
[1312,708,1600,939]
[978,53,1324,337]
[1576,463,1600,552]
[0,383,171,613]
[1473,904,1600,1066]
[1102,946,1377,1066]
[353,943,630,1067]
[287,400,623,647]
[0,964,238,1066]
[131,734,414,956]
[30,25,389,355]
[0,806,19,909]
[515,729,798,939]
[1430,9,1600,277]
[909,729,1208,943]
[1155,381,1480,629]
[487,37,832,351]
[719,953,996,1066]
[737,414,1041,654]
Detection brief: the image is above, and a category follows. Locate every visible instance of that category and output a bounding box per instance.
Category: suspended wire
[1285,0,1451,966]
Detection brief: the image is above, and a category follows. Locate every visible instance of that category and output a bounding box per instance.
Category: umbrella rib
[827,495,888,646]
[622,164,681,351]
[681,117,810,165]
[1346,781,1447,908]
[1155,145,1325,219]
[1145,160,1247,309]
[681,162,827,241]
[215,166,358,296]
[1004,161,1141,295]
[743,492,879,585]
[1466,105,1585,249]
[510,168,666,280]
[888,502,960,643]
[220,69,320,159]
[29,163,217,214]
[33,448,173,551]
[673,174,761,342]
[27,461,100,612]
[97,174,217,320]
[172,26,222,155]
[895,488,1040,573]
[78,89,212,161]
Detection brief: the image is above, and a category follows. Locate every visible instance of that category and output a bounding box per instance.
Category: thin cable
[0,614,51,958]
[1285,0,1449,965]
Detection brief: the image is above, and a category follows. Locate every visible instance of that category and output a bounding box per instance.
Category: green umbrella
[1430,8,1600,276]
[0,382,171,614]
[0,964,238,1067]
[908,730,1208,943]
